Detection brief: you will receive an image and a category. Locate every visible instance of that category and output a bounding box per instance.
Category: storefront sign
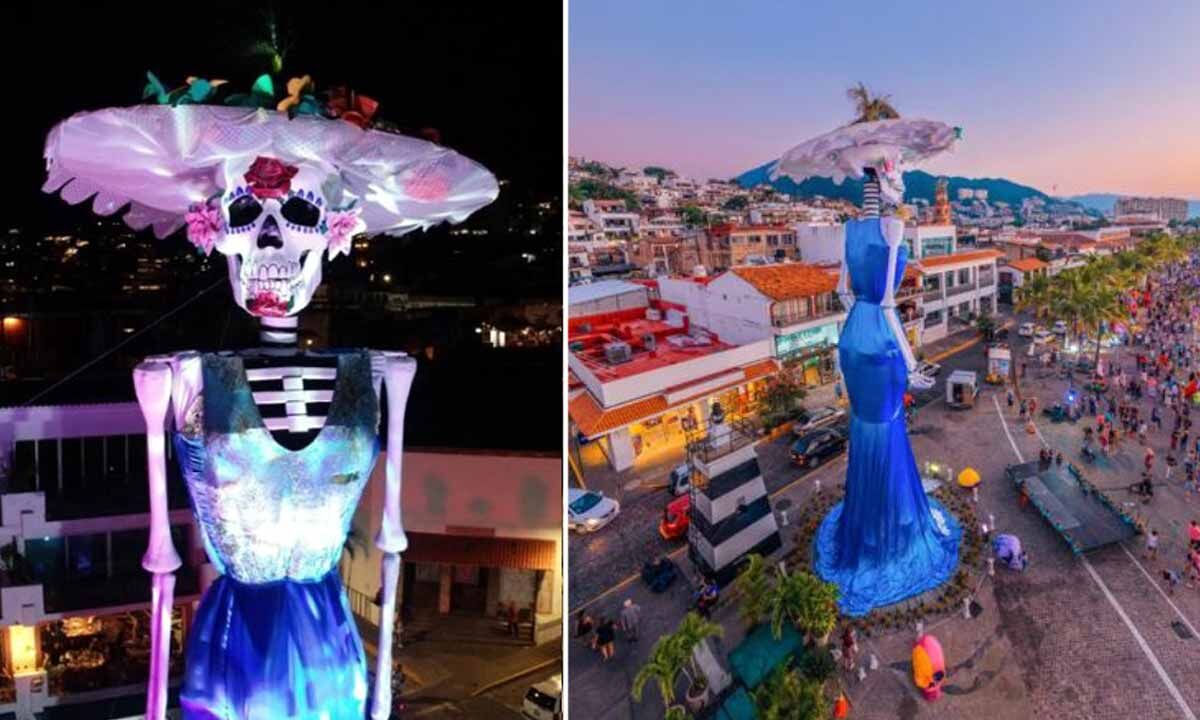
[776,323,839,357]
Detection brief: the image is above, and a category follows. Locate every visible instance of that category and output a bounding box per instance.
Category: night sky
[4,3,563,451]
[7,2,561,232]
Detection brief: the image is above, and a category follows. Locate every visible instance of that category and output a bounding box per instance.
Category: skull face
[213,158,331,318]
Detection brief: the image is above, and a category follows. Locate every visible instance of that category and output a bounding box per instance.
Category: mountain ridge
[735,161,1053,207]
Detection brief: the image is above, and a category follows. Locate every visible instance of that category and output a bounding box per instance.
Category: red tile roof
[1005,257,1048,272]
[915,249,1003,270]
[729,264,839,301]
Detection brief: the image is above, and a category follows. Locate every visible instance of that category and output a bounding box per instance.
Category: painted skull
[188,155,362,318]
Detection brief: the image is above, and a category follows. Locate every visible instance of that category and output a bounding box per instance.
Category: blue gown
[173,351,379,719]
[813,219,961,616]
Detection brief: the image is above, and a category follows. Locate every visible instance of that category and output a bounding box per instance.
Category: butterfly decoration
[223,74,276,108]
[276,75,324,119]
[142,72,227,106]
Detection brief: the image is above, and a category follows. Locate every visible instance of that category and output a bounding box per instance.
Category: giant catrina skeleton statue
[43,77,498,719]
[769,90,965,617]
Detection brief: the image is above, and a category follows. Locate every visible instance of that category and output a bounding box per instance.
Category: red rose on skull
[244,156,299,199]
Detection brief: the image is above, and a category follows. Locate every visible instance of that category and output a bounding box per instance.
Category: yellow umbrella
[957,467,981,488]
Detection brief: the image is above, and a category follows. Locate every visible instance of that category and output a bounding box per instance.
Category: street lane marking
[1120,544,1200,640]
[995,394,1197,720]
[1081,557,1197,720]
[993,395,1025,462]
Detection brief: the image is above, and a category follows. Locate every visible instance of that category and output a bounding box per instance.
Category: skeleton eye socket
[281,197,321,228]
[228,196,263,228]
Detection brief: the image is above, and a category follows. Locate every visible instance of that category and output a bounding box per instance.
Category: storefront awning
[569,359,779,438]
[404,532,557,570]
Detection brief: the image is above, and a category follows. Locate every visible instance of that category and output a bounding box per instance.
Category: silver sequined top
[173,352,379,584]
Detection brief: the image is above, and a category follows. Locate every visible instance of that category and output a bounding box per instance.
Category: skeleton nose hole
[257,217,284,250]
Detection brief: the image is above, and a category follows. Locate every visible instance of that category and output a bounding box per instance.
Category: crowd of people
[1055,258,1200,593]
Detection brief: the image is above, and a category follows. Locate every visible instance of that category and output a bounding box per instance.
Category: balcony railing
[945,282,977,298]
[922,288,943,303]
[771,304,841,328]
[979,273,995,287]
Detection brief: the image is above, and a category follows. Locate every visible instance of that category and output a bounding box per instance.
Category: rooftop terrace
[568,305,735,382]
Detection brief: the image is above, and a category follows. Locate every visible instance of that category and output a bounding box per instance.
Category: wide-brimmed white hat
[770,118,959,204]
[44,104,498,238]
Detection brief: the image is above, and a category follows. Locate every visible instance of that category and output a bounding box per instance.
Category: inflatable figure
[993,533,1028,571]
[44,85,497,719]
[911,634,946,701]
[771,103,963,615]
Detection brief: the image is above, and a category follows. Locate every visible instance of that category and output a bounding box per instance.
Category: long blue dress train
[813,218,961,616]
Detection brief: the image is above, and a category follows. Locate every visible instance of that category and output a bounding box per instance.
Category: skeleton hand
[908,372,935,391]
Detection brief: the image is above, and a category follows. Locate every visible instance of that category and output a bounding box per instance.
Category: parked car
[790,428,847,469]
[791,406,845,435]
[1052,320,1068,335]
[522,674,562,720]
[567,488,620,533]
[916,361,942,379]
[659,494,690,540]
[1018,322,1035,337]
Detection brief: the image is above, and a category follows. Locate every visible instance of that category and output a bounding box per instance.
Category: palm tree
[846,82,899,124]
[732,554,772,629]
[1016,272,1053,320]
[752,666,828,720]
[778,571,840,644]
[632,612,723,713]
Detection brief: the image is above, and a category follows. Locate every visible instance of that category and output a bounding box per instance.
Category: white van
[522,674,562,720]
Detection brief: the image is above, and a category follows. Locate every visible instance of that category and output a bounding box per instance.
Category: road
[406,666,559,718]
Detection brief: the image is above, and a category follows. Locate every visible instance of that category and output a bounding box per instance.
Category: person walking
[1190,520,1200,551]
[596,616,616,661]
[1007,388,1015,409]
[1145,529,1160,560]
[620,598,642,642]
[1163,567,1182,595]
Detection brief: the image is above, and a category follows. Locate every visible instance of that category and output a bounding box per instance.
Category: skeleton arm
[878,219,928,388]
[133,360,181,720]
[371,353,417,720]
[837,253,855,314]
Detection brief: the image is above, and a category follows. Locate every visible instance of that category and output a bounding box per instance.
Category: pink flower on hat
[184,200,223,255]
[325,207,364,259]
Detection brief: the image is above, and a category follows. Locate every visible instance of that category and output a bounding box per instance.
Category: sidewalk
[358,615,562,701]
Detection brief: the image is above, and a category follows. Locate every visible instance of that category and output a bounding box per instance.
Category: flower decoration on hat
[325,85,379,129]
[324,203,365,259]
[184,198,223,255]
[244,157,299,200]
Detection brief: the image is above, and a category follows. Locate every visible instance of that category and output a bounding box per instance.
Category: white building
[658,264,845,386]
[793,223,846,264]
[582,199,641,241]
[917,249,1003,343]
[904,223,957,259]
[567,282,778,472]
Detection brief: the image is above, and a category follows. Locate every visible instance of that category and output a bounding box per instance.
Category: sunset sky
[569,1,1199,199]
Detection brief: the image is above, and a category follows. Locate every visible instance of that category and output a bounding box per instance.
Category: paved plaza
[569,319,1200,720]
